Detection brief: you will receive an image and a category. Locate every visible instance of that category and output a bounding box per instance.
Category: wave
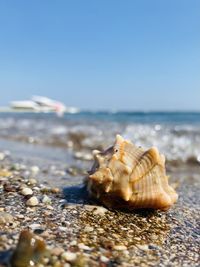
[0,112,200,164]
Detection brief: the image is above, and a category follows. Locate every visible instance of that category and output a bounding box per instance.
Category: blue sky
[0,0,199,110]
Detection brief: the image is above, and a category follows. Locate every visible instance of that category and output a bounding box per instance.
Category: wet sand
[0,139,200,266]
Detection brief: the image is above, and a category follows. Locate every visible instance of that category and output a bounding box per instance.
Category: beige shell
[87,135,178,210]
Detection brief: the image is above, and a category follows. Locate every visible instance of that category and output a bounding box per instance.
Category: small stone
[0,152,5,161]
[11,163,26,171]
[58,226,68,231]
[74,152,92,161]
[74,151,83,159]
[28,178,37,185]
[26,196,39,206]
[84,226,94,232]
[0,212,13,224]
[29,223,42,230]
[136,244,149,251]
[33,186,40,191]
[16,214,25,219]
[40,187,51,193]
[41,257,49,264]
[78,243,92,251]
[113,245,127,251]
[100,255,109,263]
[134,237,141,241]
[73,254,87,266]
[44,210,52,216]
[0,170,12,177]
[21,187,33,196]
[93,206,108,216]
[46,205,54,210]
[151,234,158,241]
[82,153,93,161]
[40,230,51,239]
[70,240,77,246]
[51,187,60,193]
[19,184,28,190]
[66,167,77,176]
[42,195,52,204]
[30,166,40,175]
[52,247,64,256]
[4,184,16,192]
[61,252,77,262]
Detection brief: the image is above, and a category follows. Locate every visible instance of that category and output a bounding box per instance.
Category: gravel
[0,143,199,267]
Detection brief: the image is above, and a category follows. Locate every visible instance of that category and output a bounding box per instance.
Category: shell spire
[87,135,178,210]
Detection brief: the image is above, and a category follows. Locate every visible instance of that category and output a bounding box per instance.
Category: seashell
[86,135,178,210]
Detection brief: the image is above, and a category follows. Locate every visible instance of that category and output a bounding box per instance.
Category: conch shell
[87,135,178,210]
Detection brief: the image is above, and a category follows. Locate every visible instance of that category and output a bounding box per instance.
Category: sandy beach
[0,134,199,266]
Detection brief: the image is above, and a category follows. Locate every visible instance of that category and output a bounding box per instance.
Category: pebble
[84,226,94,232]
[43,210,52,216]
[58,226,68,231]
[28,178,37,185]
[0,170,12,177]
[0,212,13,224]
[70,240,77,246]
[51,247,64,256]
[74,151,93,161]
[151,234,158,241]
[46,205,54,210]
[82,153,93,161]
[93,206,108,216]
[11,163,26,171]
[134,237,141,241]
[33,186,40,191]
[0,152,5,161]
[51,187,60,193]
[30,166,40,175]
[74,151,84,159]
[100,255,109,263]
[42,195,52,204]
[21,187,33,196]
[78,243,92,251]
[113,245,127,251]
[29,223,42,230]
[136,244,149,251]
[40,230,51,239]
[16,214,25,219]
[61,251,77,262]
[19,184,29,190]
[26,196,39,206]
[66,167,77,176]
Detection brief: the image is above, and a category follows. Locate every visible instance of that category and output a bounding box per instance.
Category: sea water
[0,111,200,163]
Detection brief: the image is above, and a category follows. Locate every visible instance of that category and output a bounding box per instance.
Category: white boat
[31,95,66,114]
[10,96,79,115]
[10,100,39,111]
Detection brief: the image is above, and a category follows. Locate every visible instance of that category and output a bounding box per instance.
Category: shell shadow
[62,184,158,217]
[62,184,92,205]
[0,249,12,266]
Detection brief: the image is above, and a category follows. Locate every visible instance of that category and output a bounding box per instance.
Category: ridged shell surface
[87,135,178,210]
